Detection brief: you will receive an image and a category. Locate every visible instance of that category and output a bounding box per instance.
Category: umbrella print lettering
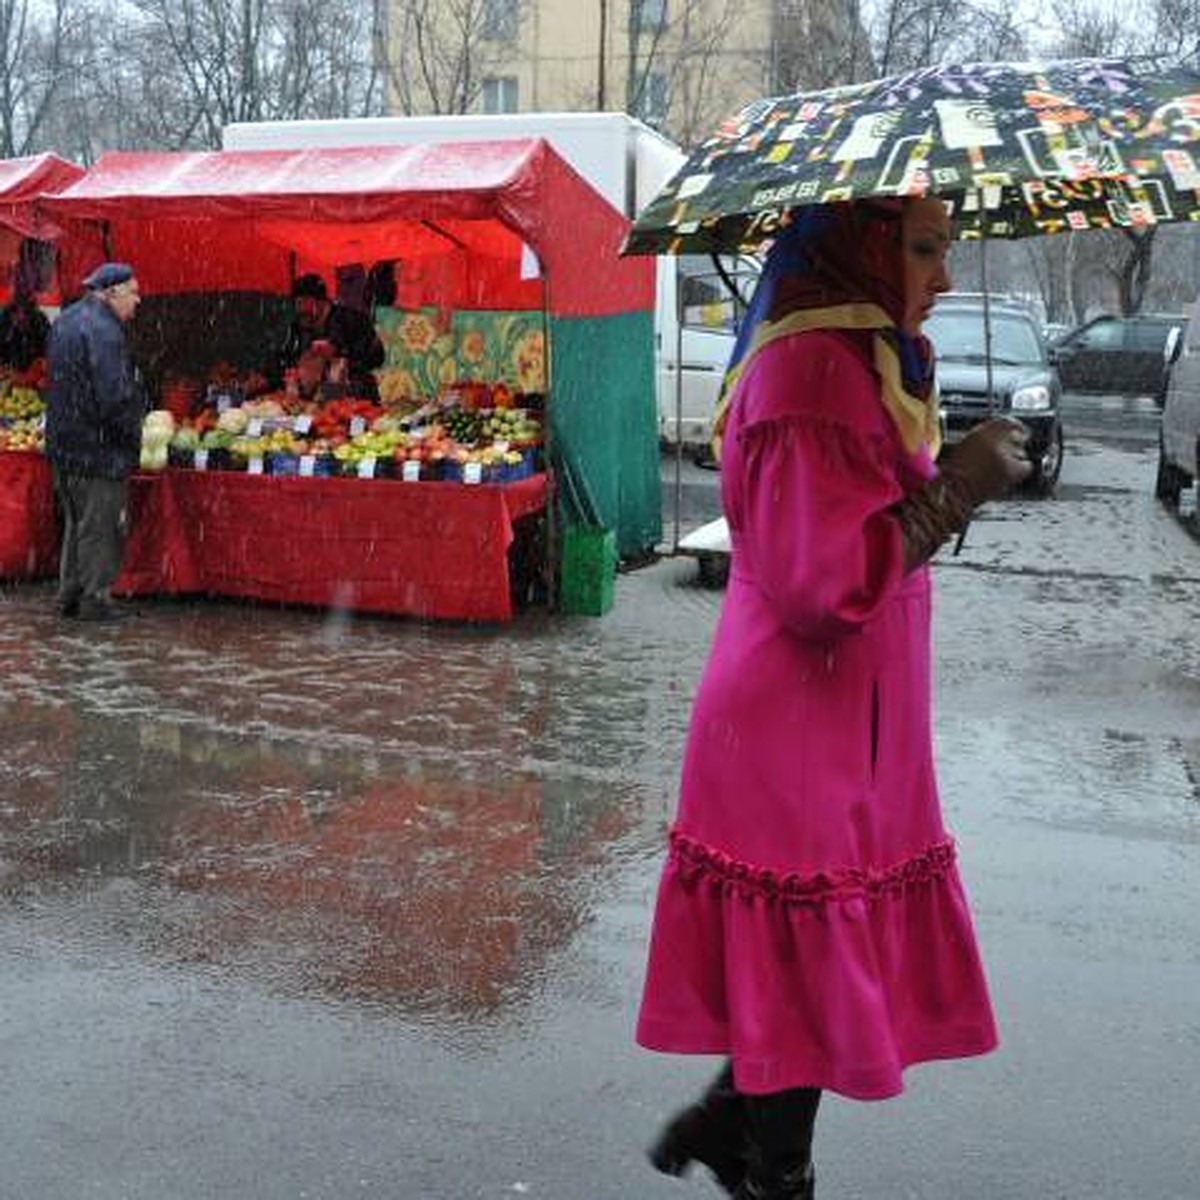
[677,174,714,200]
[934,100,1003,151]
[1153,96,1200,142]
[833,111,906,165]
[1162,148,1200,189]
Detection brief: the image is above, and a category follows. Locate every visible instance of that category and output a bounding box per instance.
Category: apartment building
[384,0,873,148]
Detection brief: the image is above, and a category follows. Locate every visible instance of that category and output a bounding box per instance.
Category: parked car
[1043,321,1072,345]
[1156,310,1200,507]
[1051,313,1185,401]
[925,294,1064,495]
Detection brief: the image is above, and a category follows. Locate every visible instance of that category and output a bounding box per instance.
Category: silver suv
[1157,316,1200,507]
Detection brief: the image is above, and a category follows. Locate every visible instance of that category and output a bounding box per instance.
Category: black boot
[649,1062,747,1194]
[735,1086,821,1200]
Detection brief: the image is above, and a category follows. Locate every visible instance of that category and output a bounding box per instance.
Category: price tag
[402,460,421,482]
[349,416,367,436]
[246,418,263,437]
[248,456,264,475]
[463,461,483,485]
[494,439,510,453]
[193,449,209,471]
[293,414,313,435]
[356,455,377,479]
[216,394,231,413]
[299,454,316,477]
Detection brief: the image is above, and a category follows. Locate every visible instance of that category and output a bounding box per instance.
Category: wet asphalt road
[2,408,1199,1199]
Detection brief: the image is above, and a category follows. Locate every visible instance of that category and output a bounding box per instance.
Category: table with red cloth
[0,454,548,621]
[0,452,58,579]
[115,469,549,621]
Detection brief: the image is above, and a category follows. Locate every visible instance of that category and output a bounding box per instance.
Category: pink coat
[637,329,998,1099]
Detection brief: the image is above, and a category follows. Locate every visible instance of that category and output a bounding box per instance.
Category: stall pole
[672,254,684,552]
[954,194,992,555]
[540,275,557,609]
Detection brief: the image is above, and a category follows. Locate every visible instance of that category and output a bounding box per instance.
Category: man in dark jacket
[45,262,144,621]
[272,272,385,398]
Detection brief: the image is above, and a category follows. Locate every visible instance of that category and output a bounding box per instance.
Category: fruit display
[0,365,46,454]
[0,386,43,421]
[0,417,43,452]
[158,387,544,483]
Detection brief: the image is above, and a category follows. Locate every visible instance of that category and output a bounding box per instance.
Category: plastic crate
[559,525,616,616]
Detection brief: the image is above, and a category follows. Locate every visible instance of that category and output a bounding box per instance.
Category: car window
[1076,319,1123,349]
[924,309,1045,364]
[1127,320,1177,351]
[677,255,758,334]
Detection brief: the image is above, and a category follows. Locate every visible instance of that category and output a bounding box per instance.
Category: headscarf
[710,200,941,460]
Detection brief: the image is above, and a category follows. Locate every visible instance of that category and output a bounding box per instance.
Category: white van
[222,111,756,451]
[658,252,757,450]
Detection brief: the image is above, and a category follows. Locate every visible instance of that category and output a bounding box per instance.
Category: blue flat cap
[82,262,135,291]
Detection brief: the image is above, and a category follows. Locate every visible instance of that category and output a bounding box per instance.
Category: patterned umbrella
[625,57,1200,255]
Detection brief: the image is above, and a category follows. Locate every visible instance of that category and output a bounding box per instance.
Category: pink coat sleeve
[724,332,909,638]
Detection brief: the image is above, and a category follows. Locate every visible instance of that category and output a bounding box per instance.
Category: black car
[1051,313,1185,402]
[925,295,1064,496]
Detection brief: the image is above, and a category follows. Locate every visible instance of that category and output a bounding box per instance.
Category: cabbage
[142,410,176,445]
[140,442,169,471]
[217,408,249,435]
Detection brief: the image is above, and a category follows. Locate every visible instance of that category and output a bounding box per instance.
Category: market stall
[0,153,86,578]
[34,141,658,620]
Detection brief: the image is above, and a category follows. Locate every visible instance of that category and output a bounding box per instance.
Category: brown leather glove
[893,419,1033,572]
[939,417,1034,505]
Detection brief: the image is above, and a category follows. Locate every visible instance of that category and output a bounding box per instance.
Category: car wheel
[1028,422,1064,497]
[696,552,729,587]
[1154,441,1186,508]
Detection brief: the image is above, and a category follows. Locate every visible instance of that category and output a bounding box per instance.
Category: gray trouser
[52,470,129,608]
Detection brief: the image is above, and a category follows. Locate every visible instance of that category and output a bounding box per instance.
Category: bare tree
[667,0,742,146]
[0,0,74,156]
[867,0,1030,75]
[624,0,743,142]
[770,0,876,92]
[381,0,527,115]
[51,0,385,154]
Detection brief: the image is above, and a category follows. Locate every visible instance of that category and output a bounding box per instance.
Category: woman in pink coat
[639,196,1032,1199]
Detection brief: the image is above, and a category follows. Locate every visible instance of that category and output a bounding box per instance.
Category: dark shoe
[736,1087,820,1200]
[649,1064,746,1194]
[59,598,80,618]
[736,1162,815,1200]
[76,599,131,623]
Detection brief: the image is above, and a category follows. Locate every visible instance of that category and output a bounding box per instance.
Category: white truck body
[222,111,751,448]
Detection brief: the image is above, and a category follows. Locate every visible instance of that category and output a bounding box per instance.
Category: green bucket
[559,525,616,616]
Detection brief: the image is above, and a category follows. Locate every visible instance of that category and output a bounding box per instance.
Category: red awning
[42,141,653,317]
[0,153,85,239]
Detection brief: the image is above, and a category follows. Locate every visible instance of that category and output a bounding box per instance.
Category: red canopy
[42,140,653,317]
[0,153,85,238]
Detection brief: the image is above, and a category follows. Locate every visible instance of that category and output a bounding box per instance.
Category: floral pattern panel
[451,311,546,395]
[375,307,455,405]
[374,307,547,404]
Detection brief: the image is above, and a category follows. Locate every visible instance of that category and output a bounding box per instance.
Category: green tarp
[548,311,660,558]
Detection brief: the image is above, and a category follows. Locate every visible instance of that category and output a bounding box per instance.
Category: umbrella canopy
[626,57,1200,255]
